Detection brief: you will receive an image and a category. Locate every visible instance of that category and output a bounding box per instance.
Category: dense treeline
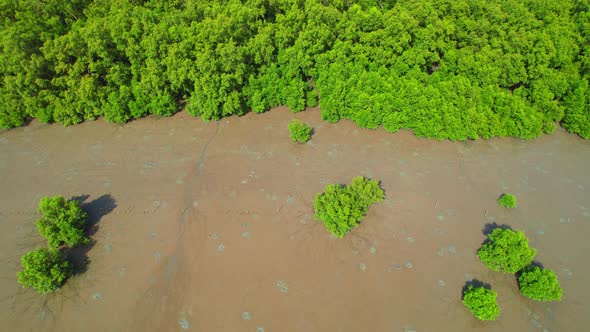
[1,0,589,139]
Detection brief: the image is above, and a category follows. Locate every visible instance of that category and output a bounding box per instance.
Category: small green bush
[17,247,73,294]
[462,285,500,321]
[498,194,517,208]
[288,119,312,143]
[518,265,563,302]
[36,196,89,249]
[477,228,537,273]
[314,176,384,238]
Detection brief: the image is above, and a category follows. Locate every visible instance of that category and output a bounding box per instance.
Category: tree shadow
[62,240,95,275]
[309,127,316,139]
[482,222,513,236]
[381,184,387,200]
[461,279,492,299]
[66,194,117,274]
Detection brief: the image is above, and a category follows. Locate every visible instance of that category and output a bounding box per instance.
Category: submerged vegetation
[288,119,312,143]
[17,247,73,294]
[477,228,537,273]
[518,265,563,302]
[1,0,589,139]
[314,176,384,238]
[498,194,517,208]
[462,285,500,321]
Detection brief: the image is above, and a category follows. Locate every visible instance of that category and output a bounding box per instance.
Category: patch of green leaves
[36,196,89,249]
[518,265,563,301]
[314,176,384,238]
[498,194,517,208]
[17,247,73,294]
[462,285,500,320]
[477,228,537,273]
[288,119,312,143]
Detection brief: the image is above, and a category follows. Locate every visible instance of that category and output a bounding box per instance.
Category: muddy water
[0,108,589,332]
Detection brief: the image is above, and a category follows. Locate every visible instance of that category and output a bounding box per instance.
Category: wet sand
[1,108,589,331]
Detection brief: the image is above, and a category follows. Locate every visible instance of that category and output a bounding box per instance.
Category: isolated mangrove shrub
[462,285,500,321]
[498,194,517,208]
[288,119,312,143]
[314,176,384,238]
[36,196,89,249]
[477,228,537,273]
[518,265,563,302]
[17,247,73,294]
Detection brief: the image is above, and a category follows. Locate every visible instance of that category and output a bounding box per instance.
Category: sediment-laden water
[1,108,588,331]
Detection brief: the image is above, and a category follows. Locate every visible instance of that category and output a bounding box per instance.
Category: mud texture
[1,108,589,331]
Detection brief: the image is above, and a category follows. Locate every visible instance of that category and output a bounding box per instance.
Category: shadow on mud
[481,222,513,236]
[66,194,117,274]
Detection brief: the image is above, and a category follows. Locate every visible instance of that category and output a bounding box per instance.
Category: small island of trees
[17,196,90,294]
[314,176,384,238]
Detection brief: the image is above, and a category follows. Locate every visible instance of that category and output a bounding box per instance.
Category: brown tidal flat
[1,107,589,331]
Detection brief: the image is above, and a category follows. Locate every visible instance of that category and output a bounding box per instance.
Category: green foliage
[478,228,537,273]
[17,247,73,294]
[498,194,518,208]
[562,79,590,138]
[36,196,89,249]
[462,285,500,321]
[1,0,589,140]
[518,265,563,301]
[314,176,384,238]
[288,119,312,143]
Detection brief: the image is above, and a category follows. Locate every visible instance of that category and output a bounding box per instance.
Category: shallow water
[0,108,589,331]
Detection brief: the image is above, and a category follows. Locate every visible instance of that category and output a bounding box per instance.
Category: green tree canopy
[314,176,384,238]
[518,265,563,301]
[1,0,588,140]
[17,247,73,294]
[288,119,312,143]
[498,194,518,208]
[36,195,89,249]
[462,285,500,321]
[478,228,537,273]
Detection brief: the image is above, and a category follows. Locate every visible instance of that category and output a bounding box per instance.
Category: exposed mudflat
[1,108,589,331]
